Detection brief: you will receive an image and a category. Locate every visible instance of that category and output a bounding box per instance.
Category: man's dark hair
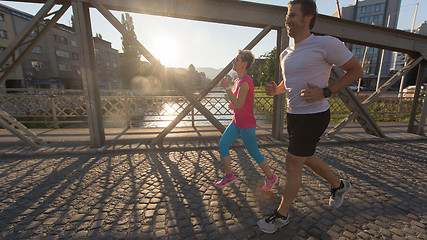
[288,0,318,30]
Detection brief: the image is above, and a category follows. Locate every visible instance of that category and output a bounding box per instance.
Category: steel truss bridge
[1,0,427,148]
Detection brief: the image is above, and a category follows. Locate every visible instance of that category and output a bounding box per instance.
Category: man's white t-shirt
[280,34,354,114]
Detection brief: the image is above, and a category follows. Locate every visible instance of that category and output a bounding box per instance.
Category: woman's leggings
[218,122,265,164]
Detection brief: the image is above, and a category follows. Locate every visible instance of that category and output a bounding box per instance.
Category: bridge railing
[0,88,424,128]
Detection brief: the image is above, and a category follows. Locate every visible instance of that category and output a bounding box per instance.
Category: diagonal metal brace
[0,109,43,149]
[327,67,384,138]
[150,26,272,145]
[0,0,70,86]
[327,57,423,137]
[92,0,229,139]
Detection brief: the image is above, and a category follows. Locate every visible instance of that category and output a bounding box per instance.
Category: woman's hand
[220,76,230,89]
[229,102,235,110]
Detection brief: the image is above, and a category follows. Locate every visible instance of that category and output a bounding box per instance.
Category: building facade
[94,37,121,90]
[0,4,24,88]
[0,3,121,90]
[335,0,401,77]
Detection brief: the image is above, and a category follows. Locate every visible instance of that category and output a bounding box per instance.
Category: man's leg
[276,152,308,217]
[305,155,352,208]
[257,151,305,233]
[304,155,341,189]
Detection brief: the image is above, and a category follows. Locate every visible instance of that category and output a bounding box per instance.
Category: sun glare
[150,36,180,67]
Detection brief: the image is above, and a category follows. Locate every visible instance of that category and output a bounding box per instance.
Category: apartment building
[0,4,24,88]
[94,37,121,90]
[334,0,401,77]
[0,3,121,90]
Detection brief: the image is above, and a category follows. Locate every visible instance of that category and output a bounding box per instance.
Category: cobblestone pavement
[0,140,426,239]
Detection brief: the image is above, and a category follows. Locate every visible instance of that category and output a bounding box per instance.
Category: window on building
[55,49,70,58]
[0,30,7,39]
[373,15,380,24]
[375,3,381,12]
[58,63,78,72]
[113,63,118,68]
[58,63,66,71]
[31,60,44,70]
[32,46,42,54]
[105,61,110,67]
[0,13,4,21]
[54,35,68,45]
[71,40,77,47]
[0,46,5,53]
[72,52,79,60]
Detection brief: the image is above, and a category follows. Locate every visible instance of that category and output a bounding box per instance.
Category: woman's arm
[226,82,249,110]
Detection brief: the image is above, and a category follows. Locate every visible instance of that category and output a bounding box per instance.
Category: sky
[0,0,425,69]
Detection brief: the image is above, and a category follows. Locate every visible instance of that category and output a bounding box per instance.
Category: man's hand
[301,83,325,102]
[265,81,279,96]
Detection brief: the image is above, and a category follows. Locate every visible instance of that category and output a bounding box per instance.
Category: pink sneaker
[262,174,278,191]
[215,174,236,188]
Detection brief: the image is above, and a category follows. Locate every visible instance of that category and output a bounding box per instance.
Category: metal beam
[0,109,43,149]
[150,26,273,145]
[72,1,105,147]
[5,0,426,57]
[271,27,287,140]
[92,0,227,137]
[313,15,427,59]
[327,57,422,137]
[408,60,427,134]
[327,67,385,138]
[0,0,70,86]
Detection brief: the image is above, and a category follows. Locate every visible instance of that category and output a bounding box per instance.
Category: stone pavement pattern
[0,140,426,239]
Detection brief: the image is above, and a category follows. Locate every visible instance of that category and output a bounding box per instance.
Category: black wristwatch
[323,87,332,98]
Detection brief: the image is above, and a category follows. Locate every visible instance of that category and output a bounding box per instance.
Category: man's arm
[302,56,363,102]
[328,56,363,95]
[265,81,286,96]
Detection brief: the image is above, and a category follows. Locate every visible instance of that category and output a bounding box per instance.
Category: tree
[248,47,276,86]
[70,15,74,29]
[120,13,142,89]
[95,33,103,39]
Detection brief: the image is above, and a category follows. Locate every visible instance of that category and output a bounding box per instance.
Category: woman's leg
[218,122,240,174]
[240,127,272,178]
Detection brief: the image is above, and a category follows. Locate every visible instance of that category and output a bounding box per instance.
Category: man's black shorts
[287,109,330,157]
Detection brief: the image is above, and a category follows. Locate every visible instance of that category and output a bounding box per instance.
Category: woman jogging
[216,49,278,192]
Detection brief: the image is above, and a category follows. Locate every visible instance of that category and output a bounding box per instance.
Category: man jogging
[257,0,363,234]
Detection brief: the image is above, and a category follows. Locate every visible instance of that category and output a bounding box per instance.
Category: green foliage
[252,87,421,123]
[248,48,277,87]
[120,13,142,88]
[121,13,139,58]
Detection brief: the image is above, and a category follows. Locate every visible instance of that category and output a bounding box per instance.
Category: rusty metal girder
[92,0,226,138]
[328,67,385,138]
[4,0,427,57]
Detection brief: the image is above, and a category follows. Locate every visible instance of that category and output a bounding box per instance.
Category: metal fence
[0,88,424,128]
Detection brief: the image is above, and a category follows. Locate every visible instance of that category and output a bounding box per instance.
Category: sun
[150,36,180,67]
